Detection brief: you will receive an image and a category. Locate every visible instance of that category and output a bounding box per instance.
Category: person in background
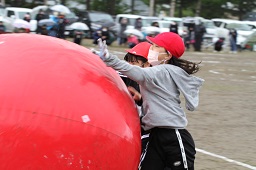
[229,28,237,53]
[36,9,46,21]
[48,24,58,37]
[194,20,206,51]
[214,37,225,52]
[151,21,159,27]
[93,30,102,45]
[97,32,204,170]
[23,13,31,22]
[57,13,68,39]
[169,22,178,34]
[185,26,195,51]
[127,34,139,48]
[0,21,6,34]
[93,27,111,45]
[118,17,128,46]
[47,11,59,37]
[101,26,111,45]
[135,17,143,31]
[35,9,46,34]
[73,30,84,45]
[40,24,48,35]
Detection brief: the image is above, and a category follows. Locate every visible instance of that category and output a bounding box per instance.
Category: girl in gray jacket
[97,32,204,170]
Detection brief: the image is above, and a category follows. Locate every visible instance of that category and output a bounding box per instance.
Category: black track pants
[139,128,196,170]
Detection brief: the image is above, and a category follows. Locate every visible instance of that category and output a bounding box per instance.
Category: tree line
[3,0,256,20]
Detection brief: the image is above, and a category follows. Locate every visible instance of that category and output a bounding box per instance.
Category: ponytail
[167,57,200,75]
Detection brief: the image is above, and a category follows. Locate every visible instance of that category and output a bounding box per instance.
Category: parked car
[202,19,218,38]
[142,20,175,34]
[115,14,159,31]
[77,10,118,39]
[241,31,256,51]
[163,17,182,24]
[212,18,254,49]
[201,19,218,48]
[115,14,142,31]
[142,16,160,27]
[2,7,32,32]
[241,21,256,30]
[0,7,9,32]
[162,17,184,36]
[0,7,5,17]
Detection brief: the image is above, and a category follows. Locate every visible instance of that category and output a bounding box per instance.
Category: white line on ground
[196,148,256,170]
[209,70,221,74]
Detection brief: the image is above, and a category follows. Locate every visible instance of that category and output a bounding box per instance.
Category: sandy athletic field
[183,51,256,170]
[81,39,256,170]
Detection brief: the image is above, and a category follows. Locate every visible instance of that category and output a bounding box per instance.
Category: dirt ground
[182,50,256,170]
[77,38,256,170]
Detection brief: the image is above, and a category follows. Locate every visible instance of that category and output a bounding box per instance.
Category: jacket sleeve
[169,66,204,111]
[103,54,148,84]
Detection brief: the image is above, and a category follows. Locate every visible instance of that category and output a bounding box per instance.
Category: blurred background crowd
[0,0,256,52]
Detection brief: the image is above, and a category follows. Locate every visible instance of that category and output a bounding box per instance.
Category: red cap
[125,42,152,60]
[146,32,185,58]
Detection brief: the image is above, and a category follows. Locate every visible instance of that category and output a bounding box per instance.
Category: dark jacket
[229,29,237,42]
[0,25,5,34]
[170,23,178,34]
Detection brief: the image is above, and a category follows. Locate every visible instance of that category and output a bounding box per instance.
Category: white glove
[97,38,109,60]
[90,48,100,55]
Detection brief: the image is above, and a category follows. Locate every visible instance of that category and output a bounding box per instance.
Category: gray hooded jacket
[104,54,204,130]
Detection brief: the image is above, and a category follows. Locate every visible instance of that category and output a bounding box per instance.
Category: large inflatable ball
[0,34,141,170]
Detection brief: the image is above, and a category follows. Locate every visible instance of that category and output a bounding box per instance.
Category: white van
[3,7,32,32]
[115,14,142,31]
[242,21,256,30]
[212,18,254,48]
[162,17,184,35]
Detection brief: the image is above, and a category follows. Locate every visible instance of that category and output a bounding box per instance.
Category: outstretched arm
[97,38,149,84]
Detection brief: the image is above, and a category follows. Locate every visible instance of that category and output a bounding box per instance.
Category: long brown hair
[167,56,200,75]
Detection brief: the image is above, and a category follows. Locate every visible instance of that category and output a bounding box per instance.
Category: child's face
[150,44,170,61]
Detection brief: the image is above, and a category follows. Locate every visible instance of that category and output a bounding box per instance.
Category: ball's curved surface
[0,34,141,170]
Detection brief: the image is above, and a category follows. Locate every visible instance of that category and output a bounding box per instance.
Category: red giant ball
[0,34,141,169]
